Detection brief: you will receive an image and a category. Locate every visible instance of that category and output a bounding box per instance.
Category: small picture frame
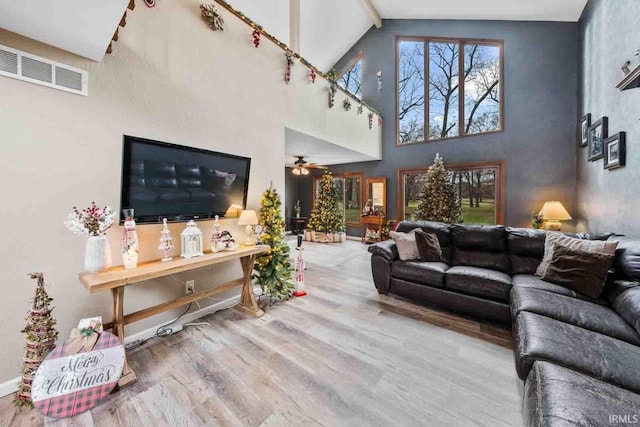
[588,117,608,161]
[604,132,626,170]
[579,113,591,147]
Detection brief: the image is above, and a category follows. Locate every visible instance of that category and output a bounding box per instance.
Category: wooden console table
[78,244,269,388]
[361,215,386,243]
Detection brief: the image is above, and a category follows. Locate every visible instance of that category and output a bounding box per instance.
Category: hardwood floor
[0,240,523,426]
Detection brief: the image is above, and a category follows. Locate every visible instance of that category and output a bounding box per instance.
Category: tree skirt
[31,332,124,418]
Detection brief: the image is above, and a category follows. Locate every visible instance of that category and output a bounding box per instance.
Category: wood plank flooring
[0,240,523,426]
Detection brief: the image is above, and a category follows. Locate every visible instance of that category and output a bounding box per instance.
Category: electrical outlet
[185,280,195,294]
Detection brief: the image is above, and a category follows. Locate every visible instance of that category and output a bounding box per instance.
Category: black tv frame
[120,135,251,224]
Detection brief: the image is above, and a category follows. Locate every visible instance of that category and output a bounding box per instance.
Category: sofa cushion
[506,227,546,275]
[396,221,452,263]
[450,225,510,274]
[510,287,640,345]
[392,261,449,288]
[512,274,607,306]
[524,361,640,427]
[535,232,618,277]
[445,266,512,302]
[612,286,640,337]
[513,311,640,393]
[390,228,421,261]
[415,231,442,262]
[612,236,640,282]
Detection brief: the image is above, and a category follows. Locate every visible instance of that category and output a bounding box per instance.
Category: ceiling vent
[0,44,88,96]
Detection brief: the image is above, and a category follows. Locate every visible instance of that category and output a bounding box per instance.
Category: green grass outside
[345,208,360,223]
[405,198,496,225]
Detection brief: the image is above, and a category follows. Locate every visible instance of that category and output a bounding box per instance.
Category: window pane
[450,169,496,225]
[398,41,425,143]
[429,42,459,139]
[338,59,362,98]
[344,177,360,223]
[464,44,500,134]
[403,172,428,220]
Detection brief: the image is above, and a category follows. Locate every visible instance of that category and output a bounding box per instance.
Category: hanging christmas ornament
[310,68,317,83]
[328,83,337,108]
[200,4,224,31]
[144,0,156,7]
[158,218,174,262]
[368,112,374,129]
[284,52,294,84]
[343,98,352,111]
[377,70,383,92]
[292,246,307,297]
[326,68,337,83]
[252,28,261,48]
[357,103,364,115]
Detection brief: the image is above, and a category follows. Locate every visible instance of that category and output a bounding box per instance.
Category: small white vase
[85,236,112,273]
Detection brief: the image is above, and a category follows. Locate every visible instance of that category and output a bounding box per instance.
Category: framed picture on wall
[588,117,608,161]
[604,132,626,170]
[579,113,591,147]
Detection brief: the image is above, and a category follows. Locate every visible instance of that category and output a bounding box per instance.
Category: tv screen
[120,135,251,224]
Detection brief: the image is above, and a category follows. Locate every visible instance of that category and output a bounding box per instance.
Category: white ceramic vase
[85,236,112,273]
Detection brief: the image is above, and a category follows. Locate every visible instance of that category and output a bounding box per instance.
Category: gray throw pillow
[390,228,422,261]
[535,233,618,277]
[415,231,442,262]
[542,244,615,299]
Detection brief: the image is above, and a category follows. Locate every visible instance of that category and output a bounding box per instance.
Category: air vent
[0,44,88,96]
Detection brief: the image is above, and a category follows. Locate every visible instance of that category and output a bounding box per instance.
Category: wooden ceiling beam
[128,0,135,11]
[119,12,127,28]
[358,0,382,28]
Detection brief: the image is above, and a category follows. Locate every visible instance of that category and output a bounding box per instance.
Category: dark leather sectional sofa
[369,221,640,426]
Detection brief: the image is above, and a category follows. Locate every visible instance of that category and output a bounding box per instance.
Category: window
[398,161,504,225]
[337,52,362,98]
[313,173,362,225]
[397,37,503,145]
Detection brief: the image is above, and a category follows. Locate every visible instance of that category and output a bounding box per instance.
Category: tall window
[337,52,362,98]
[397,37,503,145]
[398,161,504,225]
[314,173,362,225]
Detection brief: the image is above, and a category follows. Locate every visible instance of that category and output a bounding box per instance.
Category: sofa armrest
[368,240,398,262]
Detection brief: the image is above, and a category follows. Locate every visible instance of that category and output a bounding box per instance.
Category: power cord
[124,302,193,351]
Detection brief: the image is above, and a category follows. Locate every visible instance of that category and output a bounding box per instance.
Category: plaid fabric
[34,332,123,418]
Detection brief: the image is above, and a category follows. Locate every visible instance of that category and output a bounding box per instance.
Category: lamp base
[544,220,563,231]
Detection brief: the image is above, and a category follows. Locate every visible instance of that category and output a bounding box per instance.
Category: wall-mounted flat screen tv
[120,135,251,224]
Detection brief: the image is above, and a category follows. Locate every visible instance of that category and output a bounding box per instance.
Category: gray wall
[326,19,580,233]
[577,0,640,235]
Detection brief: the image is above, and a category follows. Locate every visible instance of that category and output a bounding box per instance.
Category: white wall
[0,0,380,385]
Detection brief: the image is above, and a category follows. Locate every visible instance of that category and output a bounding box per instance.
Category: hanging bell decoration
[252,29,261,48]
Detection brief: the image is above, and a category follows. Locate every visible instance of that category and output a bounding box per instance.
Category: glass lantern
[181,220,204,259]
[122,209,139,269]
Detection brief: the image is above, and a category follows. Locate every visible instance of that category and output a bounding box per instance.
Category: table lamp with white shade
[238,210,259,245]
[539,201,572,231]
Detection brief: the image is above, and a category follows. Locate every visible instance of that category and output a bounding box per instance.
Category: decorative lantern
[181,220,204,259]
[122,209,139,269]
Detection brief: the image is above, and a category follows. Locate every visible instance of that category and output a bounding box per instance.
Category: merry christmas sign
[31,332,125,418]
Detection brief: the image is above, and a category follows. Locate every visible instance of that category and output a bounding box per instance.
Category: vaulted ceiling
[0,0,587,68]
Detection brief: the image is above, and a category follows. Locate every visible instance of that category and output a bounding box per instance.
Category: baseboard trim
[0,292,249,397]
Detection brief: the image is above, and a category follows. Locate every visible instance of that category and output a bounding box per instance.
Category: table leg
[235,254,265,317]
[111,286,137,388]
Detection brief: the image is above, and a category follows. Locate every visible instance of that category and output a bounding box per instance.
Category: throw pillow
[390,228,422,261]
[542,244,615,299]
[415,231,442,262]
[535,233,618,277]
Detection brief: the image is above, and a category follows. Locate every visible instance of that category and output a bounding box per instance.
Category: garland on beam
[209,0,382,118]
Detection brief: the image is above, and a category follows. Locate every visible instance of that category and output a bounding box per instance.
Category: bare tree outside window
[337,57,362,98]
[397,38,502,144]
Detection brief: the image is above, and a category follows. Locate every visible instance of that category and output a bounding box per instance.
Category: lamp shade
[238,210,259,226]
[539,201,572,221]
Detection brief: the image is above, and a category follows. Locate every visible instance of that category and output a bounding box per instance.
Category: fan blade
[307,164,328,169]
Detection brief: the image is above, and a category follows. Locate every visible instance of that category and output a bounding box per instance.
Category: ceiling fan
[287,156,328,175]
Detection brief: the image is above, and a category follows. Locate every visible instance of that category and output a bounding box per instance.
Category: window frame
[312,172,363,227]
[397,160,505,224]
[395,36,505,146]
[337,51,363,98]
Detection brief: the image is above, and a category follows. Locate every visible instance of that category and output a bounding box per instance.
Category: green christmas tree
[415,154,463,224]
[254,184,294,300]
[307,171,345,233]
[14,273,59,408]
